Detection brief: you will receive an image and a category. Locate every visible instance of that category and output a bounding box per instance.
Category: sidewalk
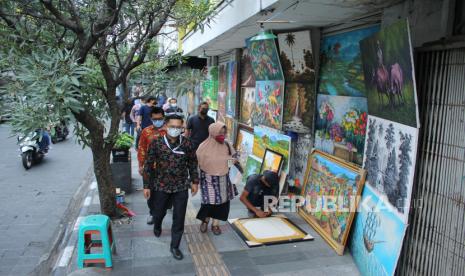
[62,149,360,276]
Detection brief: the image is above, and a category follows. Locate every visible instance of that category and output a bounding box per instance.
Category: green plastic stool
[77,215,116,269]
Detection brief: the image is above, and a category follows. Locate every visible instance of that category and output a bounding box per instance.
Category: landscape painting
[235,127,254,168]
[362,115,418,222]
[254,80,284,129]
[283,82,315,133]
[349,184,407,276]
[241,48,256,87]
[240,87,256,126]
[360,19,419,127]
[224,116,237,145]
[278,30,316,83]
[242,155,262,184]
[299,150,366,255]
[319,25,380,97]
[249,39,284,81]
[226,61,237,117]
[253,126,291,174]
[260,149,283,174]
[217,91,226,122]
[314,94,368,165]
[201,66,218,110]
[219,63,227,94]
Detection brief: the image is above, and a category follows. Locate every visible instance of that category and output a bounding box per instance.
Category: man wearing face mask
[165,98,183,115]
[185,102,215,150]
[138,106,166,224]
[143,114,199,260]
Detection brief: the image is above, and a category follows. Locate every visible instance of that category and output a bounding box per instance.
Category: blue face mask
[152,119,164,128]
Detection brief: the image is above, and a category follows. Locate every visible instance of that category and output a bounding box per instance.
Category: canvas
[278,30,316,83]
[362,115,418,223]
[219,63,227,93]
[253,126,291,175]
[242,155,262,184]
[187,90,196,115]
[217,91,226,122]
[254,80,284,129]
[240,87,256,126]
[201,66,219,110]
[314,94,368,165]
[249,39,284,81]
[207,109,217,122]
[283,82,315,133]
[235,127,254,168]
[360,20,419,128]
[226,61,238,117]
[224,116,237,145]
[291,134,313,187]
[241,48,256,87]
[299,150,366,255]
[349,184,407,276]
[319,25,380,97]
[260,149,283,174]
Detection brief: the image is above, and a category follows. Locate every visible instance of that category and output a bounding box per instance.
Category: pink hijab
[196,122,236,176]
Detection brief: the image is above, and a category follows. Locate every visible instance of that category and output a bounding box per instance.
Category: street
[0,123,92,275]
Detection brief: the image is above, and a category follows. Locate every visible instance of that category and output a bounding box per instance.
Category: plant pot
[112,148,130,162]
[111,161,132,193]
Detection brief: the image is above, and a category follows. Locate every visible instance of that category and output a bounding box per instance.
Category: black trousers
[152,190,188,249]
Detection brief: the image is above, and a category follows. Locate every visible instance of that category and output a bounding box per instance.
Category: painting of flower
[253,81,284,129]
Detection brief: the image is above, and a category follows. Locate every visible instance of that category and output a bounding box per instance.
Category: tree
[0,0,214,217]
[284,33,296,68]
[397,132,412,213]
[367,140,379,186]
[385,123,395,150]
[383,148,398,206]
[363,118,376,170]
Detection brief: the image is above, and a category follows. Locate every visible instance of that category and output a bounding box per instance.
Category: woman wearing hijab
[196,122,238,235]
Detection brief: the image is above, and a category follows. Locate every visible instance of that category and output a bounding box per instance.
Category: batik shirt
[143,135,199,193]
[137,126,166,169]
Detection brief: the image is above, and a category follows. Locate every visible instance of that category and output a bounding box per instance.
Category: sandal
[200,221,208,233]
[211,225,222,235]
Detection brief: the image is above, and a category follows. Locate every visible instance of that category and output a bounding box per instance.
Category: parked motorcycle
[18,130,48,170]
[50,120,69,143]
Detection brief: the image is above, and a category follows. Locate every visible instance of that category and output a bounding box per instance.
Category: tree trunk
[91,143,117,217]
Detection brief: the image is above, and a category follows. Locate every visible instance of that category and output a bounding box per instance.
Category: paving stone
[132,262,195,275]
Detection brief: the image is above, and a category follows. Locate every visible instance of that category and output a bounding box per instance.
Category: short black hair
[199,101,209,109]
[164,114,184,123]
[146,96,157,103]
[151,106,164,116]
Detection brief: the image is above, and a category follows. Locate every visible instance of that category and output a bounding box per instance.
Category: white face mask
[170,103,177,108]
[167,127,182,138]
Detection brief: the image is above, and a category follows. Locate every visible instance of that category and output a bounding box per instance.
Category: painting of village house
[318,25,380,97]
[360,19,419,128]
[299,150,365,255]
[253,81,284,129]
[349,184,407,276]
[314,94,368,165]
[362,115,418,223]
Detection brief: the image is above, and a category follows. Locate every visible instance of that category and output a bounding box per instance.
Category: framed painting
[299,149,366,255]
[252,126,291,175]
[241,48,256,87]
[229,216,313,247]
[226,61,238,118]
[234,126,254,168]
[260,149,283,174]
[282,82,315,133]
[217,91,226,122]
[242,155,262,184]
[254,80,284,129]
[201,66,218,110]
[249,39,284,81]
[239,87,256,127]
[224,116,237,145]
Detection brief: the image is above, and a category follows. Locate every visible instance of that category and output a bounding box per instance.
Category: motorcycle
[18,130,48,170]
[50,120,69,143]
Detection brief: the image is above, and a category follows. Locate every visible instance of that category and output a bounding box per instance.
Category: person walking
[136,96,157,149]
[131,97,144,149]
[121,99,135,136]
[165,98,183,115]
[137,106,166,225]
[185,102,214,150]
[195,122,238,235]
[143,114,199,260]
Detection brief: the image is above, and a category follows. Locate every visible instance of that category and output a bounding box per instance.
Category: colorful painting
[349,184,407,276]
[224,116,237,145]
[219,63,227,93]
[314,94,368,165]
[240,87,256,126]
[217,91,226,122]
[260,149,284,174]
[278,30,316,83]
[362,115,418,223]
[242,155,262,184]
[241,48,256,87]
[235,127,254,168]
[319,25,380,97]
[299,150,366,255]
[360,20,419,127]
[283,82,315,133]
[249,39,284,81]
[254,81,284,129]
[226,61,237,117]
[201,66,218,110]
[253,126,291,174]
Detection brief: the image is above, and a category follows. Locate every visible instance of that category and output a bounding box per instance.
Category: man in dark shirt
[137,96,157,130]
[143,114,199,260]
[121,99,135,136]
[240,171,279,218]
[185,102,214,149]
[165,98,184,115]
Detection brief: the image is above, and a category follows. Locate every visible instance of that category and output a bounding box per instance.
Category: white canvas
[241,217,298,239]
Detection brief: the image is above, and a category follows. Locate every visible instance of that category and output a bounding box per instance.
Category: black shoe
[147,215,154,225]
[153,226,161,237]
[170,247,183,260]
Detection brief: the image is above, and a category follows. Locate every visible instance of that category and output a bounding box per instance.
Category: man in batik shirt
[143,114,199,260]
[137,106,166,225]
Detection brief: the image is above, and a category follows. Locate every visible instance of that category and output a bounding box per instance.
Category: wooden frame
[260,148,284,175]
[299,149,366,255]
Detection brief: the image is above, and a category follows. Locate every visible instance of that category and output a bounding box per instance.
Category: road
[0,123,92,275]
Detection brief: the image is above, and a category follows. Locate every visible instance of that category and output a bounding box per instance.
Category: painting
[219,63,227,93]
[278,30,316,83]
[362,115,418,222]
[260,149,284,174]
[234,126,254,168]
[253,126,291,174]
[241,48,256,87]
[187,90,196,116]
[299,150,366,255]
[226,61,238,117]
[314,94,368,165]
[249,39,284,81]
[283,82,315,133]
[360,20,419,127]
[349,184,407,276]
[207,109,217,122]
[217,91,226,122]
[229,216,313,247]
[319,25,380,97]
[291,134,313,187]
[240,87,256,126]
[224,116,237,145]
[242,155,262,184]
[201,66,218,110]
[254,81,284,129]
